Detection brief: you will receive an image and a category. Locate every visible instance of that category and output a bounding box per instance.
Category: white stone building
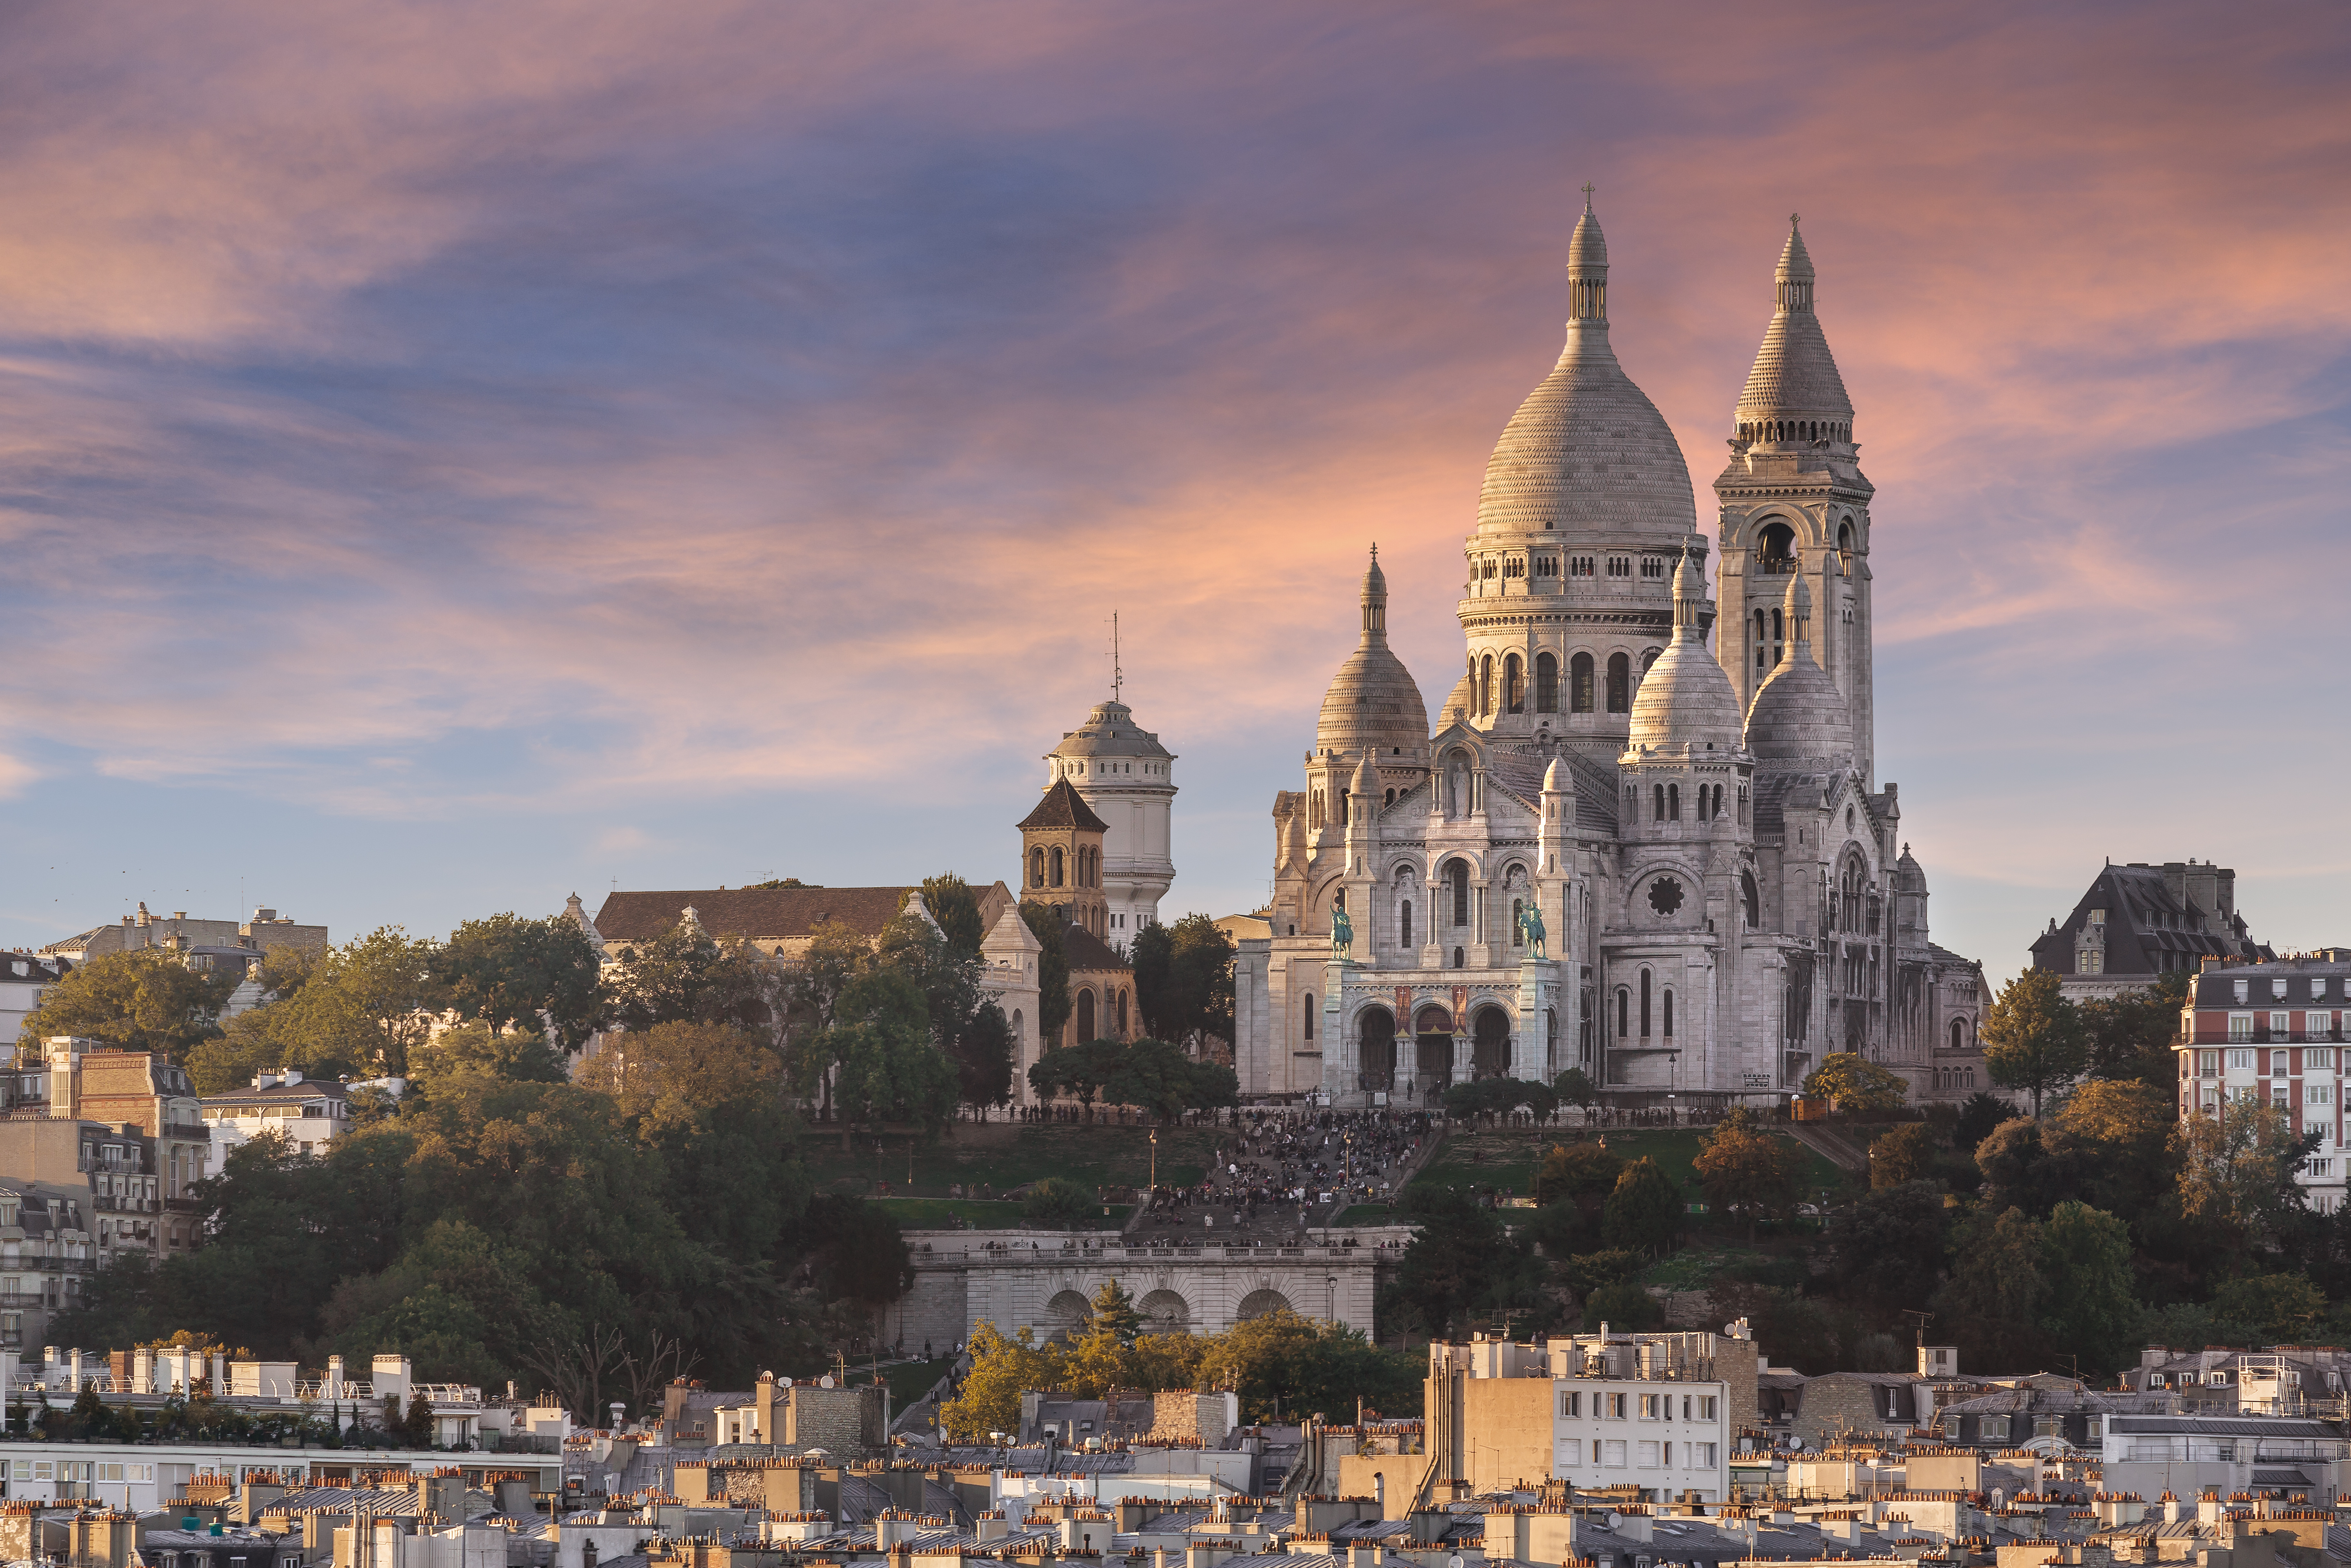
[1044,699,1177,939]
[1232,206,1988,1108]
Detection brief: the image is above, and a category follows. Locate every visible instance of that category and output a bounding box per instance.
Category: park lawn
[804,1120,1218,1199]
[1334,1203,1400,1226]
[882,1356,957,1412]
[1636,1242,1770,1292]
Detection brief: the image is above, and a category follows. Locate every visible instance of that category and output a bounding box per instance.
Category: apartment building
[1424,1325,1755,1501]
[2175,955,2351,1212]
[200,1070,351,1155]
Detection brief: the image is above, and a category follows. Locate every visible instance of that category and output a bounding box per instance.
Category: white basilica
[1230,206,1990,1109]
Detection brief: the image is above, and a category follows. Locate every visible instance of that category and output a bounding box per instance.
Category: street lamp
[1327,1275,1338,1323]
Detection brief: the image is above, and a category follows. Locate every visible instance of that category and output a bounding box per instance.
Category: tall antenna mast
[1110,611,1123,702]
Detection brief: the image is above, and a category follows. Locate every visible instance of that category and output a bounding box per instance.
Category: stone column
[1515,960,1553,1084]
[1322,959,1349,1104]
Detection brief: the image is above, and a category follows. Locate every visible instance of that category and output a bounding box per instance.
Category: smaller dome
[1743,576,1853,771]
[1627,553,1742,752]
[1048,700,1173,763]
[1567,206,1607,272]
[1318,546,1431,761]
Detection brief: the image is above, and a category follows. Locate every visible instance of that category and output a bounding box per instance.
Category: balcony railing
[1753,553,1798,575]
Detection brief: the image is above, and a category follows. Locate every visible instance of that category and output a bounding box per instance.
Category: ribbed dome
[1627,555,1742,751]
[1475,205,1697,540]
[1743,576,1853,771]
[1048,700,1172,762]
[1318,546,1431,761]
[1736,216,1853,430]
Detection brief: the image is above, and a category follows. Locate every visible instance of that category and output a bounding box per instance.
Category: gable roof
[1060,921,1130,975]
[1018,779,1109,832]
[593,886,911,946]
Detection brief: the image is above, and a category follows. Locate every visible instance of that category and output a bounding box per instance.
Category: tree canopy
[23,948,240,1061]
[1981,969,2087,1117]
[1802,1052,1909,1111]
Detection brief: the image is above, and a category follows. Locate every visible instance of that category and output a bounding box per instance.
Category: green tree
[1693,1114,1809,1238]
[2047,1080,2177,1222]
[1194,1310,1420,1425]
[1973,1117,2067,1217]
[2174,1101,2314,1248]
[1933,1206,2050,1372]
[779,1194,914,1310]
[1583,1277,1662,1330]
[2038,1201,2140,1378]
[1028,1038,1129,1107]
[938,1323,1058,1441]
[1533,1143,1623,1207]
[1953,1090,2013,1150]
[1553,1068,1597,1108]
[432,913,607,1051]
[605,923,778,1037]
[2210,1272,2325,1341]
[1802,1052,1909,1112]
[1018,903,1072,1042]
[18,948,240,1060]
[1827,1180,1950,1312]
[1135,915,1236,1051]
[1601,1158,1684,1255]
[404,1388,435,1448]
[1560,1249,1644,1295]
[1022,1177,1093,1230]
[1087,1279,1142,1346]
[1099,1038,1238,1120]
[409,1021,569,1091]
[2080,973,2189,1087]
[1869,1122,1940,1188]
[949,1001,1017,1110]
[1981,969,2087,1117]
[1383,1186,1540,1339]
[919,875,987,960]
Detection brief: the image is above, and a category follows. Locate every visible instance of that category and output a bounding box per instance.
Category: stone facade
[1233,208,1988,1108]
[889,1228,1394,1349]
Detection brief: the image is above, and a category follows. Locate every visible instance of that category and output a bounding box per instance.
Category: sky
[0,0,2345,985]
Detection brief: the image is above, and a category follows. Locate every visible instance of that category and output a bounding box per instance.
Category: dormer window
[2088,909,2106,927]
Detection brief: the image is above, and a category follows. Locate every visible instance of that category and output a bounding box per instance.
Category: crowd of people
[1138,1108,1435,1235]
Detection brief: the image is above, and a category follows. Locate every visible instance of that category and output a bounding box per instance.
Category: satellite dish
[779,1377,793,1387]
[818,1375,835,1388]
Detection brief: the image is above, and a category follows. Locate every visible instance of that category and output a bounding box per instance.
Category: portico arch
[1236,1288,1295,1321]
[1471,1005,1511,1079]
[1138,1289,1191,1335]
[1413,1004,1454,1095]
[1357,1005,1397,1091]
[1046,1290,1092,1341]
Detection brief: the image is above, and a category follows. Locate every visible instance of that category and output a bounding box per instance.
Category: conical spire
[1360,544,1387,642]
[1671,551,1702,638]
[1567,186,1608,324]
[1735,213,1853,445]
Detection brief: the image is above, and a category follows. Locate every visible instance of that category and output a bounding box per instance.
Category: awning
[2251,1468,2313,1488]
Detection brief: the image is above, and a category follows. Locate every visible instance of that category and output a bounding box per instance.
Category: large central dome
[1474,206,1696,540]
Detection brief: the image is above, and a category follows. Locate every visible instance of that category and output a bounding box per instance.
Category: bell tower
[1713,215,1877,786]
[1018,778,1110,938]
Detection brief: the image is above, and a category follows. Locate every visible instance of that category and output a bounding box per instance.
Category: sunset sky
[0,0,2344,980]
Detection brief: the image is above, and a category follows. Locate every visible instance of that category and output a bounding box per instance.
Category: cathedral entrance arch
[1357,1006,1396,1091]
[1412,1004,1453,1097]
[1471,1005,1511,1079]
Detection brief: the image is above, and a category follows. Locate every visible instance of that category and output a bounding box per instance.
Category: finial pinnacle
[1582,182,1596,213]
[1790,211,1801,228]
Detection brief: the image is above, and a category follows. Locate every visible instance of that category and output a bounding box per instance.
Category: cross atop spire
[1582,182,1596,213]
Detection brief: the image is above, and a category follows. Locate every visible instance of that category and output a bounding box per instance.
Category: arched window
[1713,784,1724,818]
[1400,899,1413,950]
[1384,787,1395,807]
[1662,987,1674,1038]
[1640,969,1652,1038]
[1117,989,1129,1035]
[1453,946,1465,969]
[1668,782,1680,821]
[1012,1008,1023,1043]
[1570,652,1594,713]
[1535,652,1558,713]
[1304,996,1315,1042]
[1478,654,1494,717]
[1617,988,1629,1039]
[1051,846,1065,887]
[1950,1017,1966,1052]
[1504,654,1524,714]
[1076,988,1096,1042]
[1511,897,1525,945]
[1742,870,1760,928]
[1607,653,1630,713]
[1031,847,1046,888]
[1653,784,1666,821]
[1449,860,1470,927]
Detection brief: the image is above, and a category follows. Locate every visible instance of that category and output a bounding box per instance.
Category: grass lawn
[880,1356,957,1412]
[869,1197,1131,1230]
[802,1120,1220,1199]
[1334,1203,1400,1226]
